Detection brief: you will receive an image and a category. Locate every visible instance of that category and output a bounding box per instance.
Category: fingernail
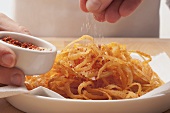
[19,26,30,35]
[11,74,24,86]
[87,0,101,12]
[22,28,30,35]
[1,54,15,67]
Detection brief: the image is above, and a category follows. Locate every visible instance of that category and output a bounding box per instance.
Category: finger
[79,0,89,12]
[119,0,143,17]
[0,13,30,34]
[0,66,25,86]
[105,0,123,23]
[80,0,107,22]
[0,44,16,68]
[93,12,106,22]
[86,0,113,13]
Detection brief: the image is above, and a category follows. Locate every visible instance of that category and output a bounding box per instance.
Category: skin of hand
[0,13,30,86]
[79,0,143,23]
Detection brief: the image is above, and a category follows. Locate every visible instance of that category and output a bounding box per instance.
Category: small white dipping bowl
[0,31,57,75]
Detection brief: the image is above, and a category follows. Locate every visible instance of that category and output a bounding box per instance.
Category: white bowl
[0,31,57,75]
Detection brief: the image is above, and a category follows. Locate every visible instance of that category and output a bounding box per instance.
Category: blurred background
[0,0,170,38]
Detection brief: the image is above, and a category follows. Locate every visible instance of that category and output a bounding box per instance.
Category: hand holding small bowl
[0,31,57,75]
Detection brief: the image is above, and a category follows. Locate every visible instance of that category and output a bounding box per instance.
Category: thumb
[0,43,16,68]
[0,44,25,86]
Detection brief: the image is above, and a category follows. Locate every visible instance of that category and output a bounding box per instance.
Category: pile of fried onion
[25,35,164,100]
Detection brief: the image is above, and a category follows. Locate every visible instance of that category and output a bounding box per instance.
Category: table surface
[1,37,170,113]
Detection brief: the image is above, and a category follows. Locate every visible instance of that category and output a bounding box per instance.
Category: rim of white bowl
[0,31,57,53]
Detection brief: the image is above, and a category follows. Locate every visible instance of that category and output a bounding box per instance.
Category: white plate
[6,53,170,113]
[6,93,170,113]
